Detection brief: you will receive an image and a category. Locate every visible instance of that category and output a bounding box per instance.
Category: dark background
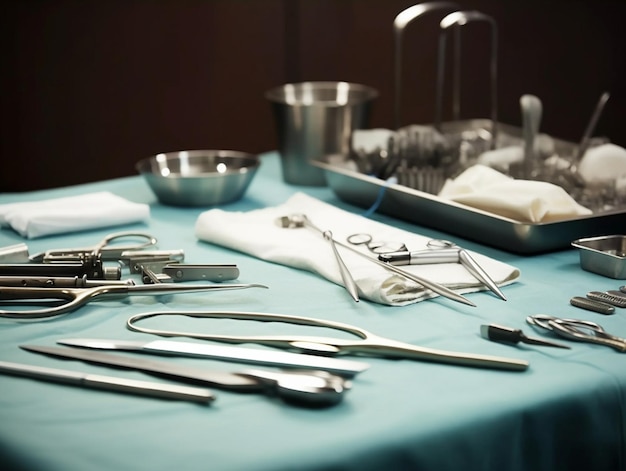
[1,0,624,191]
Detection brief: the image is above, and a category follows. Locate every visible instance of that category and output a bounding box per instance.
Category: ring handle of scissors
[346,233,372,246]
[32,231,158,263]
[427,239,457,249]
[126,310,529,371]
[90,231,159,260]
[347,233,407,254]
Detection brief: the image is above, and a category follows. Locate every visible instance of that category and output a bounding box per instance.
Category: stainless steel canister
[266,81,378,186]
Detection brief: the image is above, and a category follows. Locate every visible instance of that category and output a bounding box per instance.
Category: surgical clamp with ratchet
[29,231,158,263]
[526,314,626,352]
[126,310,529,371]
[0,283,268,319]
[378,239,507,301]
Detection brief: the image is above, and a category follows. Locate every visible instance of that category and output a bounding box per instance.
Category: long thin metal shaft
[335,239,475,307]
[323,231,360,302]
[458,250,506,300]
[303,218,360,302]
[575,91,610,161]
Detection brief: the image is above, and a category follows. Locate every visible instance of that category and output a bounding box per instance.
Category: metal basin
[136,150,260,207]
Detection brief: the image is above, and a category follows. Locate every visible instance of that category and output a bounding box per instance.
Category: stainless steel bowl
[136,150,260,206]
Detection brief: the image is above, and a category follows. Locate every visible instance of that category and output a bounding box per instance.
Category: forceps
[378,239,506,301]
[278,215,359,302]
[526,314,626,352]
[126,310,529,371]
[0,283,267,319]
[279,215,473,306]
[29,231,158,263]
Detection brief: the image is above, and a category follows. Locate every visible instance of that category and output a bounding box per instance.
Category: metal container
[572,235,626,279]
[265,81,378,186]
[312,120,626,254]
[136,150,260,207]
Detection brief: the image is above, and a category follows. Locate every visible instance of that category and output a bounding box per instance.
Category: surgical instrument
[278,214,359,302]
[575,91,610,161]
[122,249,186,273]
[569,296,615,315]
[0,359,214,404]
[126,310,529,371]
[480,324,570,349]
[0,261,121,280]
[379,239,506,301]
[526,314,626,352]
[56,338,369,377]
[29,231,158,263]
[0,275,135,288]
[0,283,267,319]
[161,264,240,283]
[347,233,407,254]
[586,291,626,308]
[279,215,474,307]
[521,94,543,180]
[21,345,349,407]
[0,243,30,263]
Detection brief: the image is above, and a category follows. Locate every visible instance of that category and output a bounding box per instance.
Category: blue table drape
[0,152,624,471]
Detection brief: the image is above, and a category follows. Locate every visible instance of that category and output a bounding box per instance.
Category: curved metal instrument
[127,310,529,371]
[0,283,267,319]
[526,314,626,352]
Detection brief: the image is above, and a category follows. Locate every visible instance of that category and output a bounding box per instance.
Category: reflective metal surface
[314,120,626,254]
[265,81,378,186]
[136,150,260,206]
[572,235,626,279]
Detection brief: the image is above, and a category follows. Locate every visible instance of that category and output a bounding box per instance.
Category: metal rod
[393,2,459,129]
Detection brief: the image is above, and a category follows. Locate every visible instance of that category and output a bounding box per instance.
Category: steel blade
[21,345,261,390]
[57,338,370,377]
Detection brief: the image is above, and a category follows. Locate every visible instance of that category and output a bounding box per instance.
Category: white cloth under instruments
[195,192,520,306]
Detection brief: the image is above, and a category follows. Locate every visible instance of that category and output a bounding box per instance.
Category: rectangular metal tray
[314,120,626,254]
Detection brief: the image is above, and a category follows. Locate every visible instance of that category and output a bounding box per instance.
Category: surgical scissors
[126,310,529,371]
[378,239,506,301]
[526,314,626,352]
[347,233,407,254]
[0,283,267,319]
[29,231,158,263]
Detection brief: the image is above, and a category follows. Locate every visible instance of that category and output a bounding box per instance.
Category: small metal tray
[313,121,626,254]
[572,235,626,278]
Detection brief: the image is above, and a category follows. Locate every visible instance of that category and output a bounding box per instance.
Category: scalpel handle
[0,360,215,403]
[379,249,459,266]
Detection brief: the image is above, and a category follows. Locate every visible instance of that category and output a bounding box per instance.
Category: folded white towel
[0,191,150,238]
[438,165,592,223]
[195,192,520,306]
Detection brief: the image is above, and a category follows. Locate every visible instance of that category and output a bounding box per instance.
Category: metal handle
[435,10,498,147]
[322,230,360,302]
[393,2,460,129]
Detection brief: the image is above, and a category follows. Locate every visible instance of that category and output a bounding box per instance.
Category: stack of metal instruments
[0,231,265,319]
